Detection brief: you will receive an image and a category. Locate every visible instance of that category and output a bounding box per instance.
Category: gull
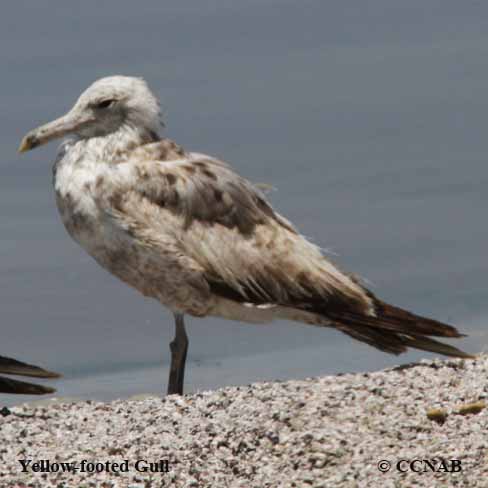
[0,355,59,395]
[19,76,471,395]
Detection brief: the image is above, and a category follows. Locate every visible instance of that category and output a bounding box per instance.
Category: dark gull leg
[167,313,188,395]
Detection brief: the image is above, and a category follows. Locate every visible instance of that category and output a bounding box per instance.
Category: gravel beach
[1,355,487,487]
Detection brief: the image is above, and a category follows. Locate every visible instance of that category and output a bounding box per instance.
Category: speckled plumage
[53,135,370,322]
[20,75,470,363]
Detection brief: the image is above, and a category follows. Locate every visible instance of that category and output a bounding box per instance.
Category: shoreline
[1,355,486,487]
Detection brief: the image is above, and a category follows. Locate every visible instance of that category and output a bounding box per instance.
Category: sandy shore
[1,355,486,487]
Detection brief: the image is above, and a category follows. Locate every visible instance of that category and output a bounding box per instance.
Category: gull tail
[326,299,473,359]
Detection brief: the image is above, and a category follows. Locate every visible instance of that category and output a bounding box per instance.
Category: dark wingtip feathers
[0,356,61,379]
[0,376,56,395]
[0,356,60,395]
[400,335,474,359]
[374,300,463,338]
[328,298,471,359]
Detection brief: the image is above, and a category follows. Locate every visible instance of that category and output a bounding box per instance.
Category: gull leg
[167,313,188,395]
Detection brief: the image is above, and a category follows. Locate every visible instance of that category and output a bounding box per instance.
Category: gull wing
[99,142,372,316]
[96,140,469,358]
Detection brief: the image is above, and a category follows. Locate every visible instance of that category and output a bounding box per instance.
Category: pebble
[1,355,487,487]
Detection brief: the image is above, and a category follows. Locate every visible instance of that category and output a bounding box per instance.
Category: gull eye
[95,99,116,109]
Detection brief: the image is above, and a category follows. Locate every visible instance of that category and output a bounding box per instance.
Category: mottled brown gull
[18,76,472,395]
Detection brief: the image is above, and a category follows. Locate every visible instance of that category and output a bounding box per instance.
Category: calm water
[1,1,487,405]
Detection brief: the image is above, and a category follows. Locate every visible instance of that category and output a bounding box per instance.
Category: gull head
[19,76,161,153]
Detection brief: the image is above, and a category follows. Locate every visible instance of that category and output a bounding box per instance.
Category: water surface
[1,1,487,405]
